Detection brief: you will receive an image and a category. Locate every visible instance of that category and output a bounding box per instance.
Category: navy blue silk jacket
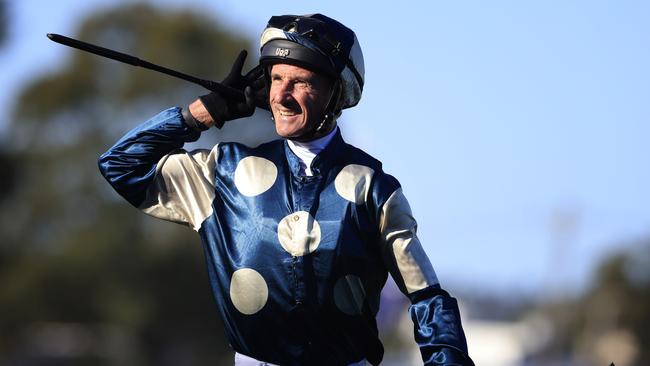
[98,107,473,366]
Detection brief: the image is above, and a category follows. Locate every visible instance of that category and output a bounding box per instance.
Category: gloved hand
[197,50,256,128]
[217,50,268,110]
[243,65,270,111]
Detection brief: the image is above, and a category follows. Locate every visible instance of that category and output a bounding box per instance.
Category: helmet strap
[297,80,341,141]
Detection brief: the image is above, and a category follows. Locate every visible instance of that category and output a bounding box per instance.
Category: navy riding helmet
[259,14,365,113]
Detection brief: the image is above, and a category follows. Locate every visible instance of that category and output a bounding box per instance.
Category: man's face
[269,64,333,140]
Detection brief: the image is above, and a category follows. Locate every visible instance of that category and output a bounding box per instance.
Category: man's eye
[295,80,311,88]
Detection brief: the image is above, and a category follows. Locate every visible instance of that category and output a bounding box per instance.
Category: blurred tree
[0,3,275,365]
[0,1,11,203]
[525,239,650,366]
[573,241,650,365]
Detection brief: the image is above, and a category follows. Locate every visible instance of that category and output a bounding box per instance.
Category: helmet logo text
[275,48,290,57]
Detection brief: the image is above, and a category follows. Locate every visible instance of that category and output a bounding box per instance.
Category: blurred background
[0,1,648,365]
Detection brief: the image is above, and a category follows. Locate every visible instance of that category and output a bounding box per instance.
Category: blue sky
[2,0,649,297]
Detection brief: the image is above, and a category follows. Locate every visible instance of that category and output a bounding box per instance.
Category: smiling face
[269,64,334,141]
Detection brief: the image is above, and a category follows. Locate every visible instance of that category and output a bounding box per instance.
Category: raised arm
[98,50,258,230]
[98,107,222,230]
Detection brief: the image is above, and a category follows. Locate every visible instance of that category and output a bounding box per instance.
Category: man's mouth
[278,109,300,117]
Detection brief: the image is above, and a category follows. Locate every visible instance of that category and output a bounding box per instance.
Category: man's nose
[274,82,293,102]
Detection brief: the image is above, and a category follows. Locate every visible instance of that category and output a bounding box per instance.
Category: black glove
[221,50,268,110]
[199,50,256,128]
[244,65,270,111]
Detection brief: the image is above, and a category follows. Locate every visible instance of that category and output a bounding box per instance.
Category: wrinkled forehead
[268,63,334,87]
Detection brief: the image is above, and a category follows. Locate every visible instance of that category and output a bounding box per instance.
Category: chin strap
[315,112,334,134]
[298,80,342,141]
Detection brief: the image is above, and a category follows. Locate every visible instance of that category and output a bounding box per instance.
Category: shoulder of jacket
[340,143,383,172]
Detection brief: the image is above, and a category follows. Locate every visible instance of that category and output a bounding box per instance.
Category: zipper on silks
[292,255,302,306]
[291,176,305,307]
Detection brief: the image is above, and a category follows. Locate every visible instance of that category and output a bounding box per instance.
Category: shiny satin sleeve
[408,286,474,365]
[377,187,473,365]
[378,188,439,294]
[98,107,217,230]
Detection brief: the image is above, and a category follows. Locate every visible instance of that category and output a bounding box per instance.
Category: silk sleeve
[376,185,474,365]
[98,107,217,230]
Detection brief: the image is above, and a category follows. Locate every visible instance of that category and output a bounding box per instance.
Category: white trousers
[234,352,367,365]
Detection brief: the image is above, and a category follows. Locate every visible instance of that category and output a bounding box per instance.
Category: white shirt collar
[287,127,338,176]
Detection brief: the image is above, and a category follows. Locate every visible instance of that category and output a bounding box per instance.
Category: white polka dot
[334,164,374,204]
[277,211,321,256]
[230,268,268,315]
[234,156,278,197]
[334,275,366,315]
